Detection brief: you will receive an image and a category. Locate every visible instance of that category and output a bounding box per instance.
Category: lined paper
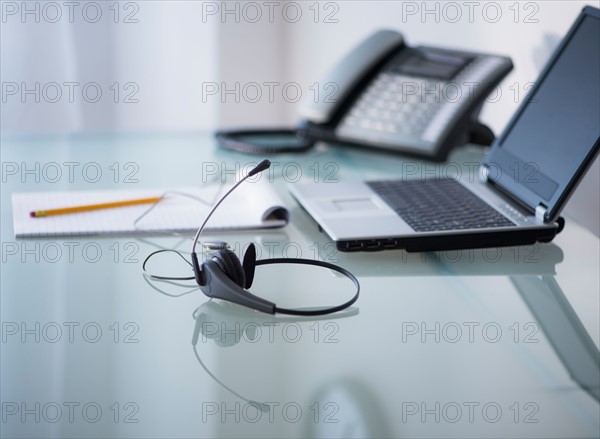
[12,180,288,238]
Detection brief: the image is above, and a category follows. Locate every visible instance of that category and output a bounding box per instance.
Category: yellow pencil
[30,196,163,218]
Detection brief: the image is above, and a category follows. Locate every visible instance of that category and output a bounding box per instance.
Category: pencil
[30,196,163,218]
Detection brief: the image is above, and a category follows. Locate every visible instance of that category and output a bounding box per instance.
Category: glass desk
[1,133,598,438]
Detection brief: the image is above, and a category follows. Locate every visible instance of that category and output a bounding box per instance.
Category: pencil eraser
[29,212,35,218]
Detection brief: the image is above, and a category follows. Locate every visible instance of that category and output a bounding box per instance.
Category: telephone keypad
[347,72,445,139]
[336,55,508,153]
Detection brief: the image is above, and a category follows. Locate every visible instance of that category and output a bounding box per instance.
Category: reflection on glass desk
[1,133,598,438]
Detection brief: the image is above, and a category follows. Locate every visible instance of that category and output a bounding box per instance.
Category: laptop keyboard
[367,178,515,232]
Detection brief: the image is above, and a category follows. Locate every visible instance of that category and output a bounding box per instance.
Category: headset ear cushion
[242,243,257,289]
[212,250,246,288]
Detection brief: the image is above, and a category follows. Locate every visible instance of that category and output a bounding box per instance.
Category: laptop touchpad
[333,198,379,211]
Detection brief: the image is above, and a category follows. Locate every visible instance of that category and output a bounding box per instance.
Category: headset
[143,159,360,316]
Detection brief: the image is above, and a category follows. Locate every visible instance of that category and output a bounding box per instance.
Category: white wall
[0,1,218,134]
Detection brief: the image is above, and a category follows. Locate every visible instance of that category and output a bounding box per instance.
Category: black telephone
[217,30,513,161]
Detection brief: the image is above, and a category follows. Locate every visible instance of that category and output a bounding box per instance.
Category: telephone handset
[217,30,513,161]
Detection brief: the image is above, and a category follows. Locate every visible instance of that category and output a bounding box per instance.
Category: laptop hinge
[535,203,548,222]
[479,164,490,182]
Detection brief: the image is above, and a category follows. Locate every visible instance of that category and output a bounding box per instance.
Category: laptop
[289,6,600,252]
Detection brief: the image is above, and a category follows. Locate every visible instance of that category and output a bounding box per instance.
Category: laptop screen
[483,7,600,220]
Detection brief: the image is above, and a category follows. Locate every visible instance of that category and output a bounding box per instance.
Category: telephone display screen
[396,50,472,79]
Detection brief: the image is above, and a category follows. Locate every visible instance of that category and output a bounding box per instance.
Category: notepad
[11,179,289,238]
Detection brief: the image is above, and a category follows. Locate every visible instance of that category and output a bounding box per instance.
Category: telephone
[216,30,513,161]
